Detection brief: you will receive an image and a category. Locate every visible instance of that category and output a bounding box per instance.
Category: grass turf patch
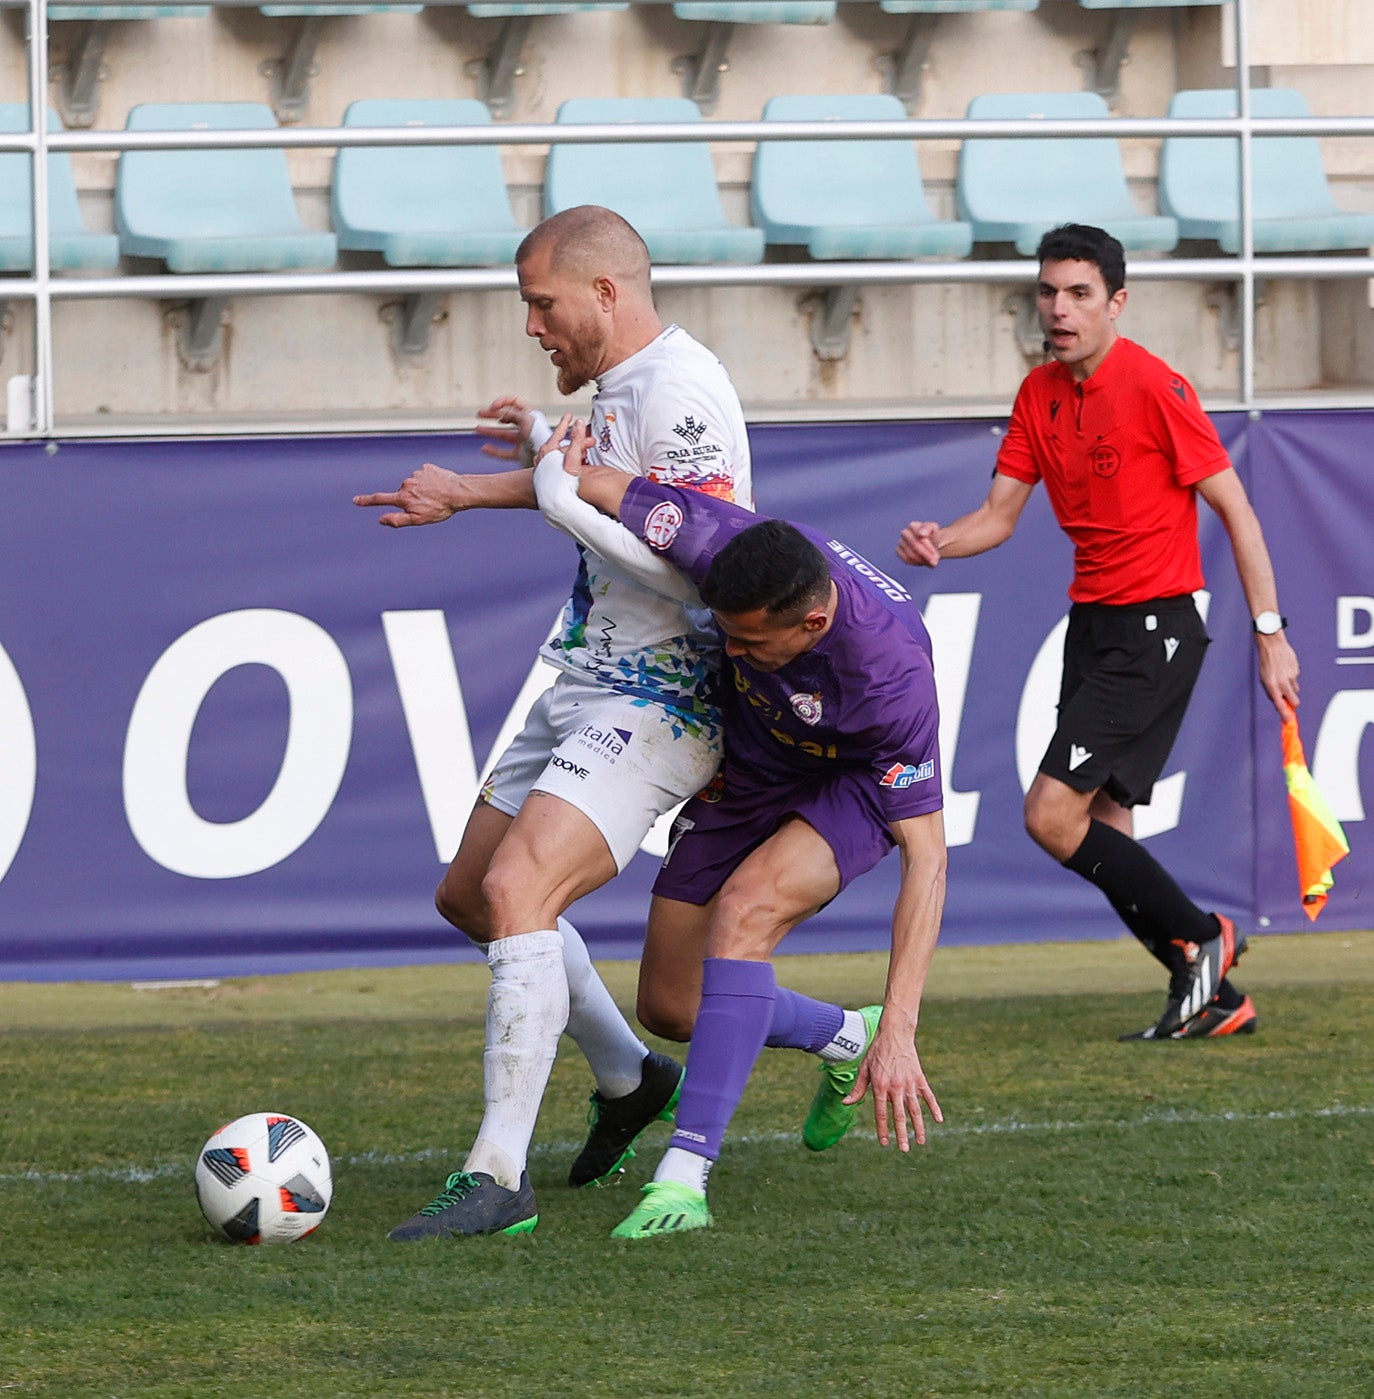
[1,933,1371,1397]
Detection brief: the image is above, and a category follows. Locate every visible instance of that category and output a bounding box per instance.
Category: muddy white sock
[463,927,567,1190]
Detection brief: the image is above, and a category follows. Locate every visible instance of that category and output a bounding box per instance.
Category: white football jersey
[541,325,752,726]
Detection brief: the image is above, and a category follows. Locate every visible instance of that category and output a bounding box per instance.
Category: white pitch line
[2,1102,1370,1189]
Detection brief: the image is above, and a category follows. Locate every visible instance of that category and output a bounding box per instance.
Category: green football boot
[802,1004,882,1152]
[610,1180,712,1239]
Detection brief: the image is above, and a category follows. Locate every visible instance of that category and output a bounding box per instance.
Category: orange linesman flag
[1280,703,1350,920]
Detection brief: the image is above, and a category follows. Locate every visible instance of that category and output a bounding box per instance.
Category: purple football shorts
[652,763,895,906]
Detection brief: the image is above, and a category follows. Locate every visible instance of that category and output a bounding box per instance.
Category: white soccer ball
[195,1112,333,1245]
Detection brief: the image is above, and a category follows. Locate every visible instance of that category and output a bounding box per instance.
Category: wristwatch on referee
[1252,610,1287,635]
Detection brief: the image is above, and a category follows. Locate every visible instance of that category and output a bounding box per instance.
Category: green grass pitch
[1,931,1371,1397]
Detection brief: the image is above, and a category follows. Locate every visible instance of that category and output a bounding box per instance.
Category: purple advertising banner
[0,411,1366,981]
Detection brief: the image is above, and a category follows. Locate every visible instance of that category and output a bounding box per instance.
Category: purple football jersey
[621,478,942,822]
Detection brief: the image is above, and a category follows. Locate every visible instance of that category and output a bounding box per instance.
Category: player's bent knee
[1023,793,1077,863]
[636,988,694,1043]
[435,876,489,942]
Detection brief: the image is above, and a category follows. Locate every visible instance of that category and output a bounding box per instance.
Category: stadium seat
[116,102,337,361]
[463,4,628,116]
[672,3,836,19]
[47,4,209,13]
[879,2,1038,11]
[956,91,1178,253]
[545,97,765,265]
[0,106,120,271]
[22,6,212,128]
[752,92,972,360]
[116,103,337,272]
[1160,88,1374,253]
[335,97,524,351]
[251,4,425,123]
[1077,1,1223,7]
[669,3,836,112]
[752,93,972,260]
[259,3,422,13]
[1073,0,1225,103]
[333,99,523,267]
[872,2,1039,112]
[466,3,627,13]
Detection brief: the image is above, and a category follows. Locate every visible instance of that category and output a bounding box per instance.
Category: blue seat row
[3,87,1369,279]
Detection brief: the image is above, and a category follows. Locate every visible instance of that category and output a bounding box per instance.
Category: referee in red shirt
[898,224,1301,1040]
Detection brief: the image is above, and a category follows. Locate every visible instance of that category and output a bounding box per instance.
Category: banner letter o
[0,642,37,884]
[124,610,353,879]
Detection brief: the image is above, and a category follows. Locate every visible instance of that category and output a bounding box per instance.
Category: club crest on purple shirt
[789,692,824,725]
[643,500,684,550]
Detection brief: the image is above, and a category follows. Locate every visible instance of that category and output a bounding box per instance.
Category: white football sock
[818,1008,872,1063]
[463,927,568,1191]
[653,1146,712,1195]
[558,916,648,1100]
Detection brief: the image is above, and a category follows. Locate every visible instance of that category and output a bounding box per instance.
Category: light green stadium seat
[116,102,337,272]
[466,4,627,15]
[673,3,835,20]
[332,98,523,266]
[546,97,765,265]
[880,2,1038,12]
[1078,0,1224,7]
[46,5,208,16]
[1160,88,1374,253]
[0,105,119,271]
[956,91,1178,253]
[752,93,972,259]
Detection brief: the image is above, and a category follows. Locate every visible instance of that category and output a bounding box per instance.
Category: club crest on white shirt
[789,692,824,725]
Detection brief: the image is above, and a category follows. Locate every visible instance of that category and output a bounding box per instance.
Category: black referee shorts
[1039,594,1211,809]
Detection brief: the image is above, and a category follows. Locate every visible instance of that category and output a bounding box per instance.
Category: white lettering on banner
[0,642,37,883]
[1014,592,1210,840]
[1337,596,1374,651]
[123,610,353,879]
[1312,691,1374,822]
[385,610,562,863]
[383,611,479,864]
[921,594,982,848]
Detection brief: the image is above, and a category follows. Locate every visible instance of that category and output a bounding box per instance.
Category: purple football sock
[766,986,845,1053]
[669,958,776,1162]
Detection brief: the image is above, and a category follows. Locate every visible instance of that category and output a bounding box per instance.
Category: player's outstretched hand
[353,462,464,528]
[896,521,943,568]
[475,395,538,461]
[844,1026,942,1152]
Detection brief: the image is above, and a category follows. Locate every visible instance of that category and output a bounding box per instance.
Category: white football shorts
[481,674,721,871]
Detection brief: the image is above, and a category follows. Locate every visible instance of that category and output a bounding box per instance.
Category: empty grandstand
[1,0,1371,432]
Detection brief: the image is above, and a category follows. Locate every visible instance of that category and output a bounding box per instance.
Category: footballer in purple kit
[532,419,948,1239]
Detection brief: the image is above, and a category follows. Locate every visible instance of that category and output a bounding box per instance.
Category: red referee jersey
[995,337,1233,605]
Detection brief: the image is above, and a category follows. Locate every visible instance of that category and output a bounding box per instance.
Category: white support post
[1235,0,1256,409]
[26,0,55,437]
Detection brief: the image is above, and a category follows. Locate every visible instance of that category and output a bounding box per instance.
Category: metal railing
[6,0,1374,435]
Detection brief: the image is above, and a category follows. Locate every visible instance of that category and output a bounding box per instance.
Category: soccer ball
[195,1112,332,1245]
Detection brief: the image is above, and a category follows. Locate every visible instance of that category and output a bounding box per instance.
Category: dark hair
[701,520,830,621]
[1035,223,1126,298]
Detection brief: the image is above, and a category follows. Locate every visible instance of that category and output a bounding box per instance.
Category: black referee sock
[1064,820,1217,949]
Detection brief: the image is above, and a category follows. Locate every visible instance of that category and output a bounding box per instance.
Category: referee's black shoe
[1128,916,1248,1040]
[1173,915,1247,1030]
[568,1050,684,1188]
[1121,991,1258,1041]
